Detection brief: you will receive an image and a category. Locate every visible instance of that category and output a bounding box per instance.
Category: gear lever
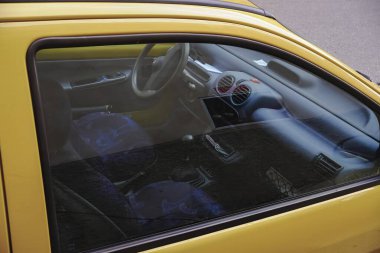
[182,134,194,142]
[171,134,199,182]
[182,134,194,161]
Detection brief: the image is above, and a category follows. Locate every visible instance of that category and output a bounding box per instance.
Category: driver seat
[40,79,223,252]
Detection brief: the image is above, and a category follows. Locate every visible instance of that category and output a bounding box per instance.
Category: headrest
[39,78,72,153]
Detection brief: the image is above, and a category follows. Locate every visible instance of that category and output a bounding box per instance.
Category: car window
[34,42,380,253]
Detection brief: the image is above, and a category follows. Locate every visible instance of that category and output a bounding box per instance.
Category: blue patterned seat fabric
[128,180,223,229]
[71,112,155,180]
[41,79,224,250]
[63,111,224,236]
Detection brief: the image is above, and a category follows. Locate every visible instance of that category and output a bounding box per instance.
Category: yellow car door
[0,158,11,253]
[0,2,380,253]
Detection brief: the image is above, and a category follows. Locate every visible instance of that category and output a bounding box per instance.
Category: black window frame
[27,33,380,253]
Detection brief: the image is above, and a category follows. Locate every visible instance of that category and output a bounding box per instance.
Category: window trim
[27,33,380,253]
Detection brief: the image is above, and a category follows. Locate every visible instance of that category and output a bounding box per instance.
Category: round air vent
[217,75,235,94]
[231,85,251,105]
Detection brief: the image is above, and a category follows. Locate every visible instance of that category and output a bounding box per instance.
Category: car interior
[36,42,380,252]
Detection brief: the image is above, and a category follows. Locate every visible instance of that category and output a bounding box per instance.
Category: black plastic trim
[27,42,62,253]
[26,33,380,253]
[245,0,273,18]
[0,0,275,19]
[357,70,372,82]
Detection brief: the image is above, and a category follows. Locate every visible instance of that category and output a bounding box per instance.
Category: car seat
[39,78,223,252]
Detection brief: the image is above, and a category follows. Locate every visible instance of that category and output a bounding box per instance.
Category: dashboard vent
[313,153,343,177]
[217,75,235,94]
[231,85,251,105]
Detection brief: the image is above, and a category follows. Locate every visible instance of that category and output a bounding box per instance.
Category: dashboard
[181,43,380,184]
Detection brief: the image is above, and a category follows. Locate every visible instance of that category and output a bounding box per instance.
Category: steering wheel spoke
[132,43,190,98]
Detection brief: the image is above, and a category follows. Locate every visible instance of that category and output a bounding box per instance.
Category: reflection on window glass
[35,42,380,252]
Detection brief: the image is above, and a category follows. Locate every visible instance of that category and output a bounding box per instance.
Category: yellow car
[1,1,380,253]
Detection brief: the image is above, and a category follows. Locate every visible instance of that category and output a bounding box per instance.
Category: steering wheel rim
[132,43,190,98]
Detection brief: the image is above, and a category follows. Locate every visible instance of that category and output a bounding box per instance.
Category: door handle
[72,105,112,118]
[70,71,129,91]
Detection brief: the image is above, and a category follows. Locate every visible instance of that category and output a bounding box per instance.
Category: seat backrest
[39,79,139,248]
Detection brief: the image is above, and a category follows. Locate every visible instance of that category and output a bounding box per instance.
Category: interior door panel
[37,57,157,113]
[36,44,173,60]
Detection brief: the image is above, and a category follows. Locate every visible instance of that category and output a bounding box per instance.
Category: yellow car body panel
[0,3,377,92]
[0,2,268,23]
[0,2,379,253]
[0,162,11,253]
[147,187,380,253]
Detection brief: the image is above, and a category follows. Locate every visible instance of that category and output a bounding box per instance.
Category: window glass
[35,42,380,253]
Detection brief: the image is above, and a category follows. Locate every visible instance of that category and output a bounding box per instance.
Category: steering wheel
[132,43,190,98]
